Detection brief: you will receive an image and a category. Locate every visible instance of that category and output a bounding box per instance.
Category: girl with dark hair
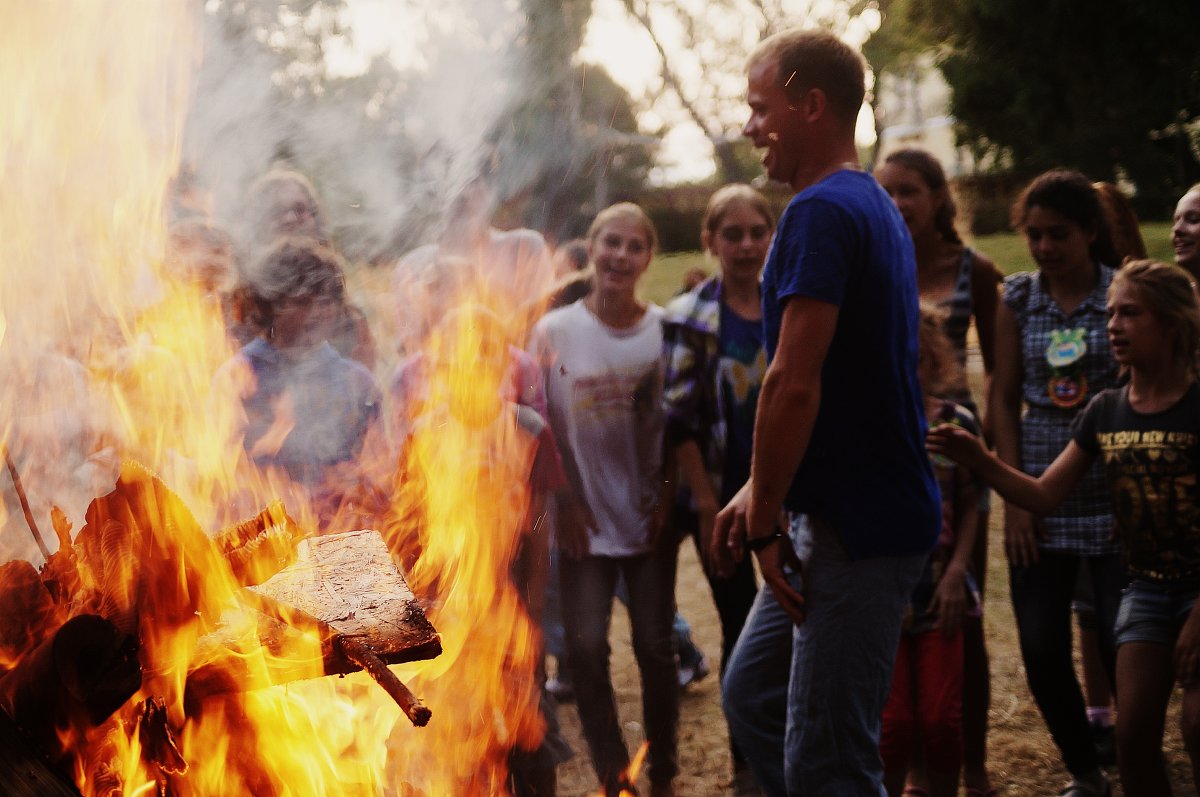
[238,169,376,369]
[876,148,1000,797]
[988,169,1123,797]
[215,238,384,527]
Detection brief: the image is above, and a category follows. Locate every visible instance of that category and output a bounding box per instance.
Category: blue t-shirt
[718,302,766,503]
[760,170,941,559]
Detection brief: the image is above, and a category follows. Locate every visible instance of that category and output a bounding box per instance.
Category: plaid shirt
[662,276,730,501]
[1004,267,1119,555]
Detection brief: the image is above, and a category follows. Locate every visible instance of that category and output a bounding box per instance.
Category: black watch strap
[745,530,785,552]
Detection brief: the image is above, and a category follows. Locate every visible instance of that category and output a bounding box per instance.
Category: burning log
[0,614,140,765]
[186,530,441,723]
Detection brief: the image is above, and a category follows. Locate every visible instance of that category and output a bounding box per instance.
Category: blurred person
[553,238,589,278]
[661,183,773,789]
[713,30,940,796]
[988,170,1122,797]
[530,202,678,797]
[1173,184,1200,281]
[214,238,385,529]
[880,305,982,797]
[240,168,376,369]
[392,168,554,355]
[876,147,1000,797]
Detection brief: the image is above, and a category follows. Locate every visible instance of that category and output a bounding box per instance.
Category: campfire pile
[0,462,440,796]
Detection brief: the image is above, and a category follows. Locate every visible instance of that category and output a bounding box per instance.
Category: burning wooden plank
[186,530,441,713]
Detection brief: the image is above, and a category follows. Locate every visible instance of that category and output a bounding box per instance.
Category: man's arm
[746,296,838,538]
[712,295,838,624]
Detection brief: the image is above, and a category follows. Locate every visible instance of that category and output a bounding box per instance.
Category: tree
[930,0,1200,213]
[612,0,875,183]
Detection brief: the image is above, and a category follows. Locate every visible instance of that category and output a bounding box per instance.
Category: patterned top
[937,249,979,411]
[662,275,757,503]
[1003,266,1119,555]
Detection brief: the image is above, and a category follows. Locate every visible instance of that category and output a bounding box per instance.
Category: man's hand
[557,493,596,560]
[711,482,750,578]
[753,533,806,626]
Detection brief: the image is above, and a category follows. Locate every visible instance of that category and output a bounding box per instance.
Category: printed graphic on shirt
[1095,428,1200,581]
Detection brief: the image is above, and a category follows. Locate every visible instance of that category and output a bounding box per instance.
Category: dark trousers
[1009,550,1125,777]
[560,542,680,791]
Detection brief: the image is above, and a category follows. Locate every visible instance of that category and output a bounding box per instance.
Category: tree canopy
[871,0,1200,214]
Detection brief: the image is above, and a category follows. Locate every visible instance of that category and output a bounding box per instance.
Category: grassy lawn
[640,221,1177,306]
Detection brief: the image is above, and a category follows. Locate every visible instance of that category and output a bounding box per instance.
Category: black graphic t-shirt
[1072,383,1200,583]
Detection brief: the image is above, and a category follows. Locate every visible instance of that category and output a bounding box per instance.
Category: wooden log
[0,708,82,797]
[0,615,140,765]
[185,530,440,700]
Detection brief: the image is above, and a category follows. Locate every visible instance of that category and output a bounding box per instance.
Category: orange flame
[1,3,554,796]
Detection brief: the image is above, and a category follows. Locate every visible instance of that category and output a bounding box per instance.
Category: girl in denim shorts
[930,260,1200,796]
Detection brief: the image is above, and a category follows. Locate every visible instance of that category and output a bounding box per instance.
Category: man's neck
[790,142,862,193]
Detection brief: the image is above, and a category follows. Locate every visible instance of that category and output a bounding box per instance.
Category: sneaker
[1090,720,1116,767]
[546,675,574,703]
[1058,772,1111,796]
[677,652,711,689]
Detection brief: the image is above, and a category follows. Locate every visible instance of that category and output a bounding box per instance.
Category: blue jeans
[1010,550,1124,777]
[723,518,925,796]
[560,542,680,792]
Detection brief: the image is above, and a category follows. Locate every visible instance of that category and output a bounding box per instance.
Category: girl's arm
[988,300,1041,566]
[929,475,978,635]
[928,427,1094,516]
[970,253,1002,438]
[1176,599,1200,688]
[675,439,720,567]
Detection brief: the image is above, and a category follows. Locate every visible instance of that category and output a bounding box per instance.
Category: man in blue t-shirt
[712,28,942,796]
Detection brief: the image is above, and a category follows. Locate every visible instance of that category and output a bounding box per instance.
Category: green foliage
[935,0,1200,215]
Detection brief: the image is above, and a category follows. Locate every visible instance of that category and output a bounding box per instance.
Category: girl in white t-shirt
[530,203,677,797]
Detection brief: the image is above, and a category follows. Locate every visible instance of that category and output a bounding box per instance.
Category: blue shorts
[1114,579,1200,647]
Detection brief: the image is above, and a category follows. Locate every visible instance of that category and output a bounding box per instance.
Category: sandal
[901,789,930,797]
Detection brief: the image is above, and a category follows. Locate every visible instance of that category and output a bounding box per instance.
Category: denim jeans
[560,541,680,792]
[723,518,926,796]
[1009,550,1124,777]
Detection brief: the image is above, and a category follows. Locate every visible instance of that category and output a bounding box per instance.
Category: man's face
[743,58,805,189]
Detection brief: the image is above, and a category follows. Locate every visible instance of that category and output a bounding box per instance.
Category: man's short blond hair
[748,29,866,129]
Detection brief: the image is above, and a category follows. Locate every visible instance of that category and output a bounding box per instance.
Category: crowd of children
[139,130,1200,797]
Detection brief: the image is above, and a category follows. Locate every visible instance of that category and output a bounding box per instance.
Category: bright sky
[331,0,880,184]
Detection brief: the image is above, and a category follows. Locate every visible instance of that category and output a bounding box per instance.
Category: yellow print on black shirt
[1097,428,1200,580]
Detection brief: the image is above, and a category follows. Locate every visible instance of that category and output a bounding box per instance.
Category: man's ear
[796,87,827,123]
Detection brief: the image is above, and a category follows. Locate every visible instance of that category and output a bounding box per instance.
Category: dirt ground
[552,525,1194,796]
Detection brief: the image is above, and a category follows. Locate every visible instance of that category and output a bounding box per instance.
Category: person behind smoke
[164,218,241,347]
[390,169,554,356]
[238,168,377,369]
[214,238,385,527]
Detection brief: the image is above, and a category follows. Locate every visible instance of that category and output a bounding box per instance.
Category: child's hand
[929,568,967,636]
[1177,610,1200,688]
[557,493,596,560]
[926,423,986,469]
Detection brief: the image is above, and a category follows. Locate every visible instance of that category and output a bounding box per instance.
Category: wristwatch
[745,530,786,552]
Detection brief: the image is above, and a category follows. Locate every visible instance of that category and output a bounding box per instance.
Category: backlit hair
[1110,260,1200,376]
[748,29,866,128]
[1011,169,1118,267]
[1093,182,1146,265]
[918,302,963,397]
[587,202,658,254]
[702,184,775,238]
[883,148,962,246]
